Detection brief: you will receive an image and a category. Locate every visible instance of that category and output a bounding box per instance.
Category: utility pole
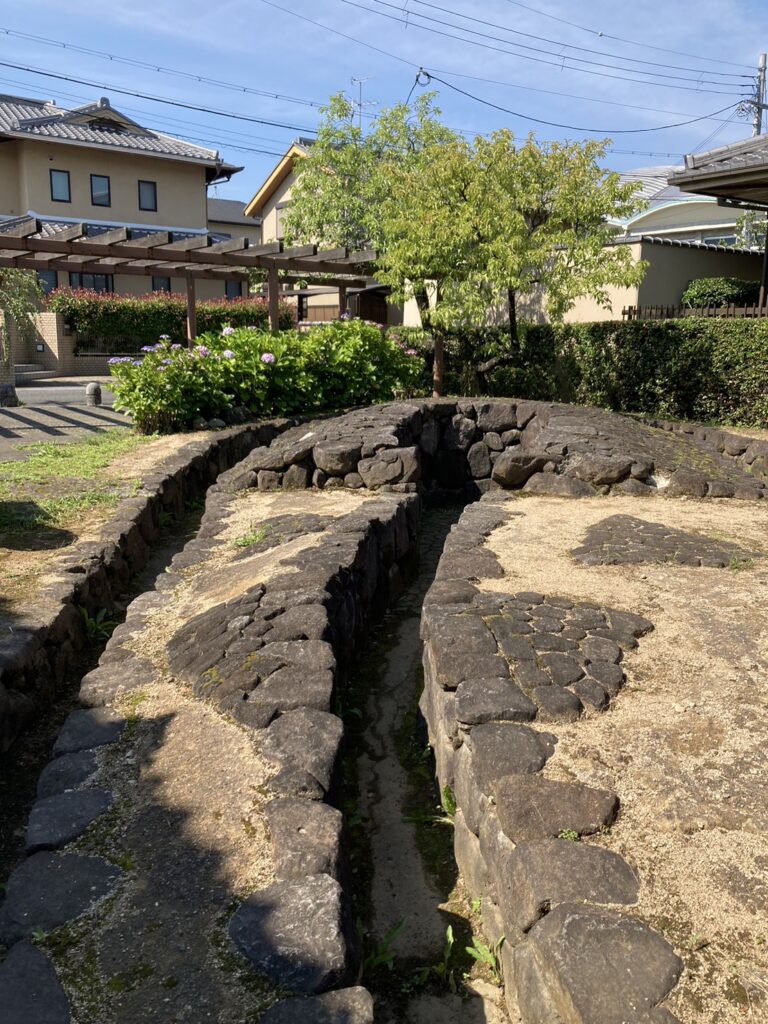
[753,53,766,136]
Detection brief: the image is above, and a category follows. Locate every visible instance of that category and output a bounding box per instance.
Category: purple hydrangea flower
[159,334,171,340]
[140,344,159,353]
[222,326,236,336]
[195,345,210,357]
[157,365,166,372]
[222,350,235,359]
[132,360,143,366]
[161,359,172,365]
[108,356,132,365]
[261,352,276,364]
[171,343,182,350]
[406,348,418,356]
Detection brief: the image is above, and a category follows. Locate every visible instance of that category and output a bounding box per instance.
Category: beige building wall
[636,243,762,306]
[260,169,296,242]
[12,139,210,228]
[623,200,737,242]
[207,218,262,245]
[0,140,21,215]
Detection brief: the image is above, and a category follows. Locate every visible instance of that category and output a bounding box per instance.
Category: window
[69,272,114,293]
[37,270,58,296]
[50,169,71,203]
[225,279,243,300]
[138,179,157,211]
[152,276,171,293]
[702,234,737,246]
[90,174,111,207]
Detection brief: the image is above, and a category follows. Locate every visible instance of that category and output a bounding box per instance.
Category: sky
[0,0,766,205]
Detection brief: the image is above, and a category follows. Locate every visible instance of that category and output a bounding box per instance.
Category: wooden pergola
[0,217,377,340]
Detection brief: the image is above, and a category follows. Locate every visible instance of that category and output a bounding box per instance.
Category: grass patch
[0,430,155,485]
[232,524,271,549]
[0,488,121,532]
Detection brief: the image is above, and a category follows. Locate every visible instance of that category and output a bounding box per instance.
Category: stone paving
[571,513,758,567]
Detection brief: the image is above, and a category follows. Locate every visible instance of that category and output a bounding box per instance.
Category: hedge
[48,289,296,352]
[681,277,761,308]
[108,320,424,432]
[400,319,768,428]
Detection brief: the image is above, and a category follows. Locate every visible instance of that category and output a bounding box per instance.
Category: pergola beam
[0,254,248,281]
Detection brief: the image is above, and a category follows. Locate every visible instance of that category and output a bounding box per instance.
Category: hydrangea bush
[108,320,424,432]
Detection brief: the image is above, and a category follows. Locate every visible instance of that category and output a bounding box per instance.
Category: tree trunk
[0,313,19,408]
[432,333,445,397]
[508,287,519,350]
[413,287,430,324]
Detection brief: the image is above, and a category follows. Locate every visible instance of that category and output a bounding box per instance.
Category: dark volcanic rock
[26,790,113,853]
[0,852,122,944]
[492,452,548,487]
[570,455,633,485]
[265,799,343,880]
[523,473,597,498]
[313,440,362,477]
[503,839,640,931]
[455,678,537,727]
[0,941,70,1024]
[665,467,708,498]
[228,874,353,994]
[476,402,517,433]
[53,709,126,756]
[36,750,98,799]
[467,722,556,792]
[261,987,374,1023]
[493,776,619,842]
[532,686,584,722]
[514,904,683,1024]
[261,708,343,792]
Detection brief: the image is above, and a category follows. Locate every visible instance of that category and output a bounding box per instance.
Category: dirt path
[483,494,768,1024]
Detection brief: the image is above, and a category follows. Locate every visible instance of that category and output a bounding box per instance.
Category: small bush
[681,277,760,308]
[48,289,296,352]
[108,320,425,432]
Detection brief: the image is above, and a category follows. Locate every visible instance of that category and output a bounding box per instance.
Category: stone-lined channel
[346,503,507,1023]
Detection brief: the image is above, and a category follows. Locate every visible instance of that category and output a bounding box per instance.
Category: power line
[0,26,329,111]
[497,0,755,71]
[0,59,319,135]
[335,0,748,96]
[419,70,740,133]
[369,0,752,79]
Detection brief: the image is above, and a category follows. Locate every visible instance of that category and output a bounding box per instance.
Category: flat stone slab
[36,750,98,799]
[78,656,158,707]
[52,708,126,756]
[571,514,758,567]
[261,987,374,1023]
[0,941,70,1024]
[503,838,640,932]
[261,708,344,792]
[228,873,352,994]
[455,678,537,726]
[514,904,683,1023]
[0,851,122,945]
[26,789,113,853]
[265,798,343,881]
[467,723,557,791]
[493,776,619,842]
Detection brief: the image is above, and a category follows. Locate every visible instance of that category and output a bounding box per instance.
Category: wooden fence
[622,304,768,321]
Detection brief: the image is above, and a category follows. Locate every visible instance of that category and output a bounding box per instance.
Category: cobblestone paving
[571,514,759,567]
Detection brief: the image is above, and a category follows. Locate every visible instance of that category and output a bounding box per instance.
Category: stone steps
[15,363,57,383]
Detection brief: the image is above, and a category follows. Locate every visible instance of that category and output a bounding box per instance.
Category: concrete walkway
[0,380,129,460]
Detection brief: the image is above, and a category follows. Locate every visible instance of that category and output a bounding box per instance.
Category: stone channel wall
[0,419,293,752]
[218,399,767,502]
[420,493,683,1023]
[0,462,420,1019]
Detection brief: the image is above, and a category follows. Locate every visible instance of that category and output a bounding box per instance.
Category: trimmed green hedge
[402,319,768,427]
[681,277,760,308]
[48,289,296,352]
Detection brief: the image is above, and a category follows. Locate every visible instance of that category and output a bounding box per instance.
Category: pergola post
[760,220,768,309]
[268,267,280,332]
[338,284,347,319]
[185,276,197,347]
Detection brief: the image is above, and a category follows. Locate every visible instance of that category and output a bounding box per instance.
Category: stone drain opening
[341,501,507,1023]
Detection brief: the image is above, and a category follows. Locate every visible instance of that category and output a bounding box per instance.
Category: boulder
[523,474,597,498]
[477,402,517,433]
[467,442,492,479]
[26,790,113,853]
[0,942,70,1024]
[265,799,343,881]
[570,455,633,485]
[665,468,708,498]
[261,987,374,1024]
[228,874,353,994]
[492,453,548,488]
[313,440,362,477]
[261,708,343,792]
[493,776,619,842]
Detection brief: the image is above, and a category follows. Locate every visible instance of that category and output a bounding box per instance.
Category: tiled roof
[0,92,224,164]
[671,135,768,182]
[618,165,684,202]
[207,197,260,226]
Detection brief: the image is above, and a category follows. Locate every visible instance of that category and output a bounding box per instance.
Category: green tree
[283,92,459,253]
[0,269,43,406]
[376,131,646,391]
[735,208,767,250]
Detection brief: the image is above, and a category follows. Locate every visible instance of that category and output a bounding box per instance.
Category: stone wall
[0,419,292,752]
[420,494,683,1023]
[221,399,767,501]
